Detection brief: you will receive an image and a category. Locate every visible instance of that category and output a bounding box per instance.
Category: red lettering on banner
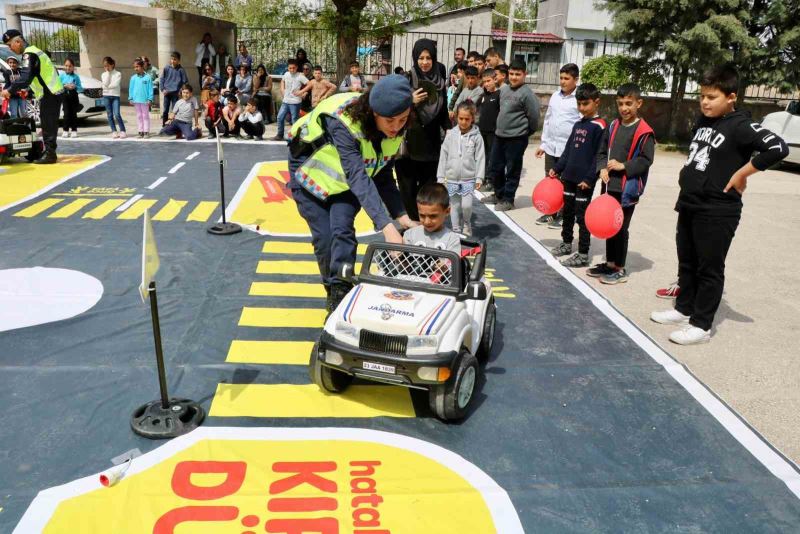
[353,508,380,527]
[349,461,387,533]
[268,497,338,512]
[351,494,383,508]
[264,517,339,534]
[152,505,239,534]
[171,461,247,500]
[350,478,376,494]
[349,461,381,476]
[270,462,337,494]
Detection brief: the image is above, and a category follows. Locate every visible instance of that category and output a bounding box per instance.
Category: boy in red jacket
[591,83,655,285]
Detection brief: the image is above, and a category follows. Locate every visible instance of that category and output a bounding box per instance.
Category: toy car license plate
[95,99,103,107]
[13,142,32,150]
[363,361,395,374]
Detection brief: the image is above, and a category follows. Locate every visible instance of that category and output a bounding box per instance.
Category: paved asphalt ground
[0,115,797,532]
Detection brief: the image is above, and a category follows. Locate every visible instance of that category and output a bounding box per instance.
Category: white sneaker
[70,131,78,138]
[669,325,710,345]
[462,224,472,237]
[650,309,690,325]
[119,131,127,139]
[112,132,119,139]
[61,131,69,138]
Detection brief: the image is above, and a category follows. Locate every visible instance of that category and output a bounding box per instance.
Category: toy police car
[0,114,42,164]
[309,238,496,421]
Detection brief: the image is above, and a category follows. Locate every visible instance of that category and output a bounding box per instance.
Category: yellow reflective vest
[24,45,64,98]
[288,92,403,200]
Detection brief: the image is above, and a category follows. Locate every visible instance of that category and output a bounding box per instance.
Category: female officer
[288,74,417,312]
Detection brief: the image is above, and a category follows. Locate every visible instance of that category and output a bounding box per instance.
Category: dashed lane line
[147,176,168,190]
[114,194,143,212]
[168,162,185,174]
[186,151,201,160]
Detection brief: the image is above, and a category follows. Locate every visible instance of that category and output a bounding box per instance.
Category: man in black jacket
[651,65,789,345]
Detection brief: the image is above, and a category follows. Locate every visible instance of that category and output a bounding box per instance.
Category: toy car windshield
[359,242,462,295]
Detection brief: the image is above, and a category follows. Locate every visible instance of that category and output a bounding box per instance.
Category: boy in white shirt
[534,63,580,227]
[273,58,308,141]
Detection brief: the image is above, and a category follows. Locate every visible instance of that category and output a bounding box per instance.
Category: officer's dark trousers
[40,92,63,155]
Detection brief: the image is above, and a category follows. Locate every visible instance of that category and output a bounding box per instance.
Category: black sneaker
[547,215,563,229]
[482,182,495,193]
[536,214,554,225]
[245,135,254,140]
[600,268,629,285]
[561,252,590,267]
[495,200,515,211]
[271,135,284,141]
[480,194,498,204]
[587,263,614,278]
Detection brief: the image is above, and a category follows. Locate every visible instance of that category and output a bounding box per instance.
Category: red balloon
[586,194,624,239]
[531,177,564,215]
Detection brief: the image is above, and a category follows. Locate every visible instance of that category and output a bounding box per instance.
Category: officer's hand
[396,214,418,229]
[382,223,403,244]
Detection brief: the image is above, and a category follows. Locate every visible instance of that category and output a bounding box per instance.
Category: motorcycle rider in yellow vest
[288,74,418,312]
[2,29,64,164]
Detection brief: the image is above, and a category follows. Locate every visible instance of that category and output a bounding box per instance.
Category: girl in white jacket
[436,101,484,236]
[101,56,126,138]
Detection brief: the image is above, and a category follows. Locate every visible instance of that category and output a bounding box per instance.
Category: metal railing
[0,17,80,66]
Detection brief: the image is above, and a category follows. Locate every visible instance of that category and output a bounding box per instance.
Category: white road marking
[114,194,143,212]
[168,162,185,174]
[481,191,800,500]
[146,176,168,190]
[185,151,200,160]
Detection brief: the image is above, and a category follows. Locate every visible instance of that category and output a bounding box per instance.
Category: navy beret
[369,74,413,117]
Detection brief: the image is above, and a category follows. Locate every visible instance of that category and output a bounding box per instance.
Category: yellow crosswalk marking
[117,199,158,220]
[13,198,64,217]
[226,340,314,365]
[256,260,361,275]
[495,293,516,298]
[249,282,326,298]
[83,198,126,219]
[257,260,321,275]
[186,201,219,222]
[47,198,94,218]
[152,199,188,221]
[262,241,368,255]
[491,286,510,292]
[239,307,326,328]
[208,383,415,418]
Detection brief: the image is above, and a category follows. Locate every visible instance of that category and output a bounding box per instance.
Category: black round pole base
[207,222,242,235]
[130,398,205,439]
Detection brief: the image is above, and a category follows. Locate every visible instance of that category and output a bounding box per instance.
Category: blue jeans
[276,102,300,138]
[162,92,180,124]
[103,96,125,132]
[489,135,529,202]
[160,119,201,140]
[7,96,25,118]
[290,183,359,288]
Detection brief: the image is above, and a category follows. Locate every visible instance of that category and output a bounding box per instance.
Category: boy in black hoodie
[549,83,606,267]
[651,65,788,345]
[475,68,500,191]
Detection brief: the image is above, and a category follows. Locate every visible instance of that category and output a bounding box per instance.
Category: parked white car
[761,101,800,165]
[0,57,105,123]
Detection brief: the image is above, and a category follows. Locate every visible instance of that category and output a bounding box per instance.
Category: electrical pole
[504,0,516,65]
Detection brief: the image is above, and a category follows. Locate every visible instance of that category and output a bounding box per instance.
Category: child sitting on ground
[221,95,241,137]
[238,99,265,140]
[651,65,788,345]
[403,183,462,255]
[549,83,606,267]
[592,83,656,284]
[437,101,484,236]
[204,89,223,137]
[160,83,201,140]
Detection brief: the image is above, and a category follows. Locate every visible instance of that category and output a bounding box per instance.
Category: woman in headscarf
[395,38,451,220]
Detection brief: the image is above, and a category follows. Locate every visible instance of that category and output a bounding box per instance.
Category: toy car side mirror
[465,281,487,300]
[338,262,356,283]
[788,101,800,115]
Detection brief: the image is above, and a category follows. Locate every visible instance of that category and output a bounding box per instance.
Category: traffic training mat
[1,141,799,533]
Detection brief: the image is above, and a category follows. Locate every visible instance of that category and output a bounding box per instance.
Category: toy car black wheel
[428,348,479,421]
[308,341,352,393]
[477,297,496,362]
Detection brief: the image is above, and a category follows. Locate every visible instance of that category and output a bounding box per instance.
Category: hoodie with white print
[436,124,485,185]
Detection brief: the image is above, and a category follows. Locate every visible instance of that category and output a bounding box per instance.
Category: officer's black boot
[328,282,354,316]
[34,151,57,165]
[324,285,332,318]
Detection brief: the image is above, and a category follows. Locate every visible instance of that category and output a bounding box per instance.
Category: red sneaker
[656,282,680,299]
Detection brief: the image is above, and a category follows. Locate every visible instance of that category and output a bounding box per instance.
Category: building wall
[79,11,234,102]
[391,7,494,72]
[565,0,613,32]
[536,0,568,37]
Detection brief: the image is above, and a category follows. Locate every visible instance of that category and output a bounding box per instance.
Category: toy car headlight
[407,335,438,350]
[335,320,358,340]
